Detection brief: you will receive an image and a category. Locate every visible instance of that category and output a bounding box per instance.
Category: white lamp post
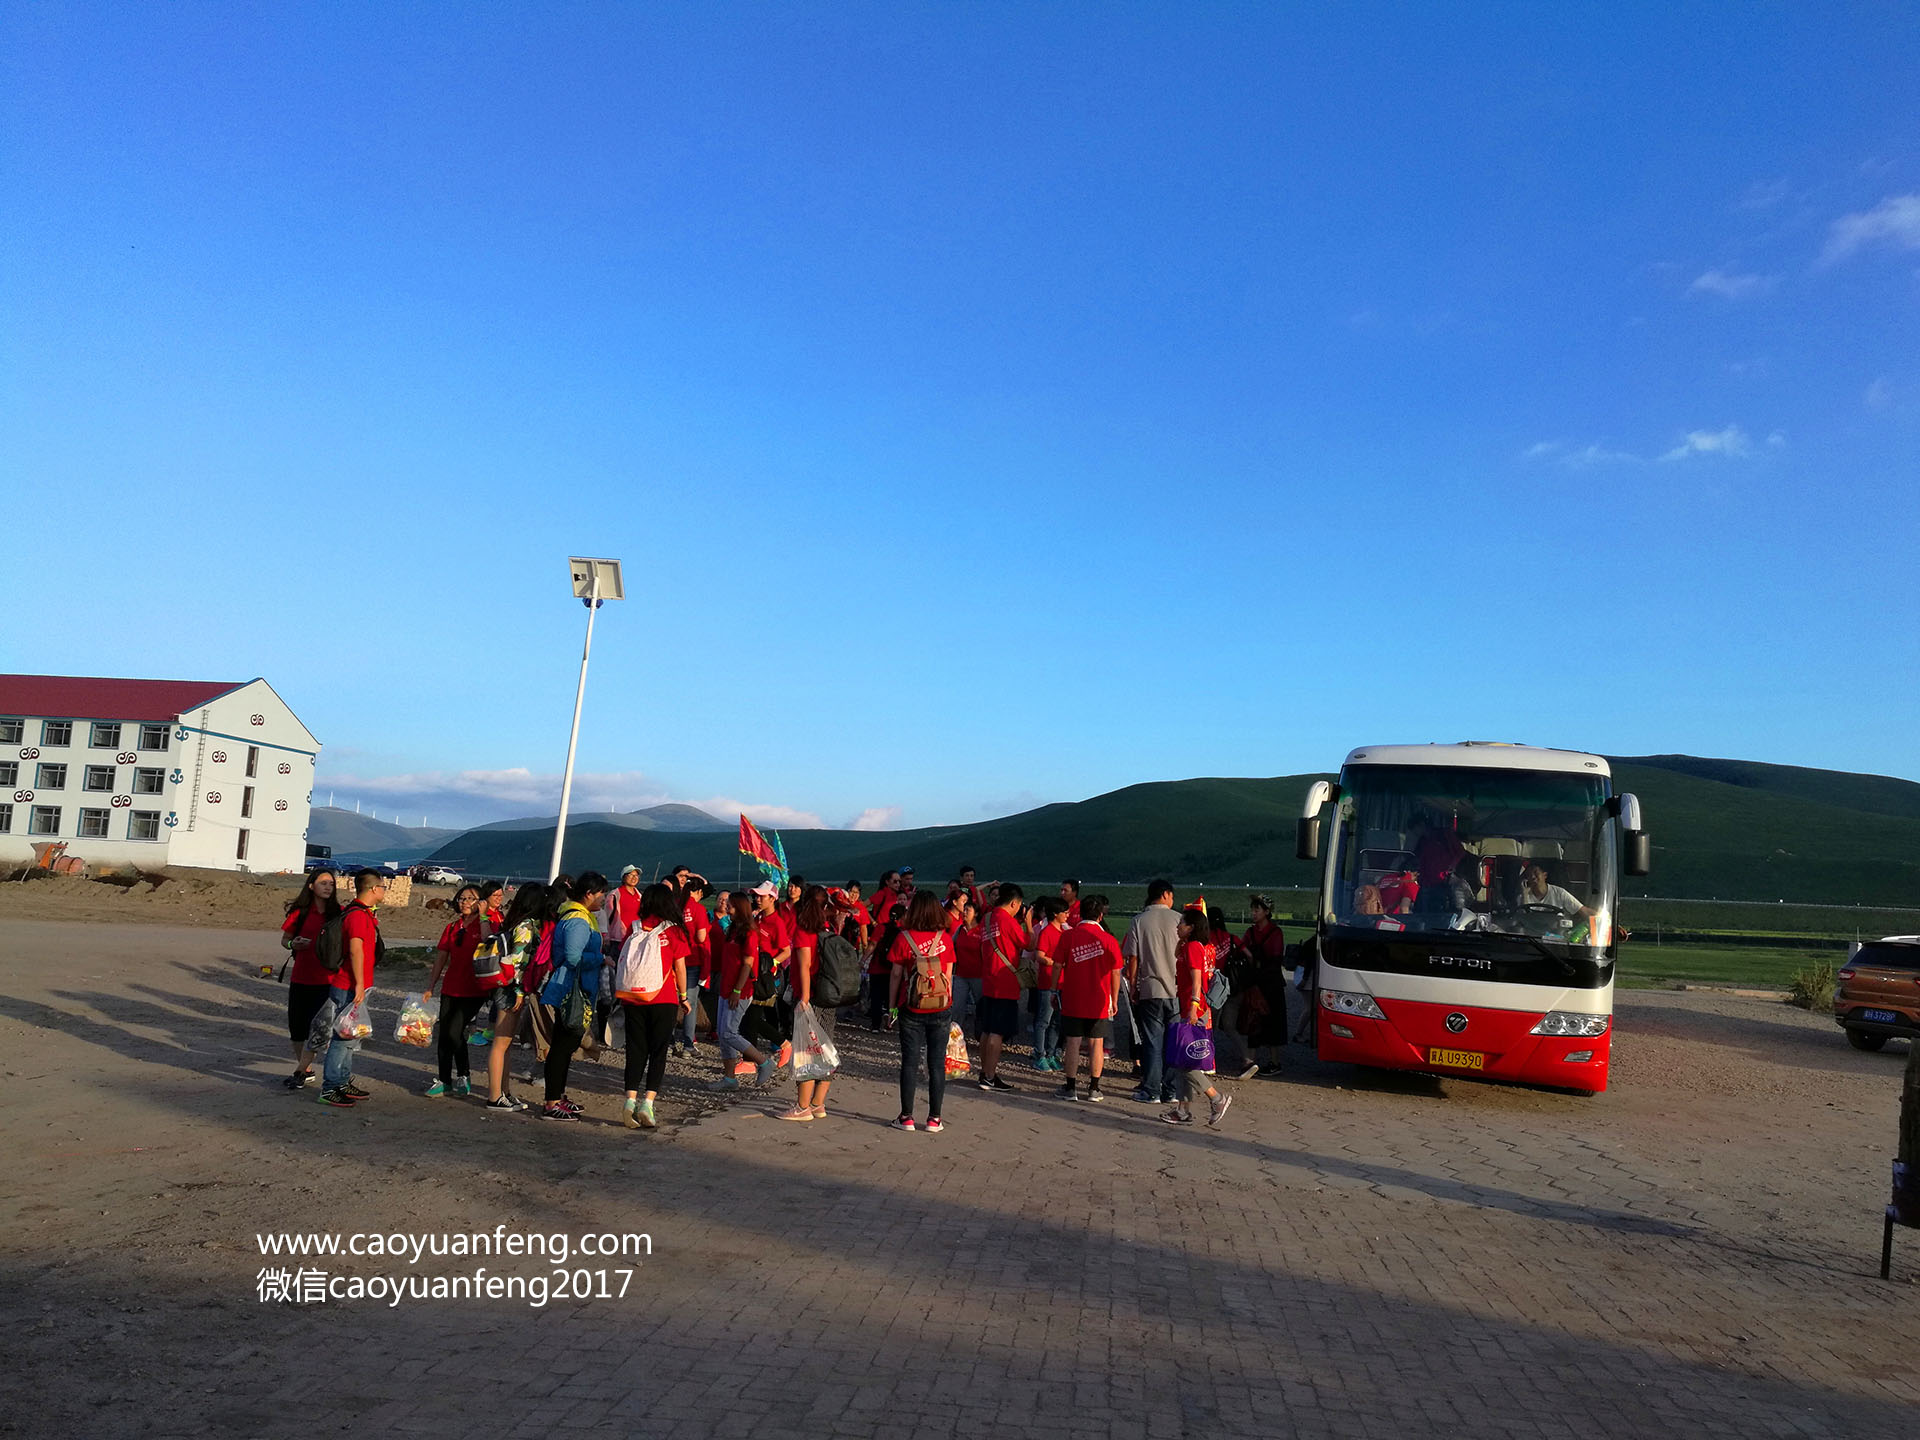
[550,557,624,882]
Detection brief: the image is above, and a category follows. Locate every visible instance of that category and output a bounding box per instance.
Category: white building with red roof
[0,675,319,873]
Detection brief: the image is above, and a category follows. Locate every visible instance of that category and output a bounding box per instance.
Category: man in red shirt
[975,883,1029,1091]
[320,869,387,1107]
[679,877,713,1054]
[957,866,985,914]
[1060,878,1082,926]
[1055,894,1121,1102]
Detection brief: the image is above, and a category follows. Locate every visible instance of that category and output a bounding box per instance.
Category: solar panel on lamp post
[550,558,624,883]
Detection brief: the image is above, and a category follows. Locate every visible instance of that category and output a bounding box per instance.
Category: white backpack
[614,922,671,1002]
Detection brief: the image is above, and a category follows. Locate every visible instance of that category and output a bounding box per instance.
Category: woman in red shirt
[780,885,840,1122]
[280,869,342,1091]
[1166,907,1230,1128]
[709,892,778,1091]
[887,891,957,1132]
[613,883,692,1129]
[426,885,492,1098]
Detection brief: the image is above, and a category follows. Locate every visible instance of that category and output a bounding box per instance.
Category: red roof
[0,674,246,723]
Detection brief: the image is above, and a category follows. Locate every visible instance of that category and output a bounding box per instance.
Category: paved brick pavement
[0,919,1915,1438]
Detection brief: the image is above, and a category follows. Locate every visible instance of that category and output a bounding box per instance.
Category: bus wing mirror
[1615,792,1650,876]
[1297,779,1334,862]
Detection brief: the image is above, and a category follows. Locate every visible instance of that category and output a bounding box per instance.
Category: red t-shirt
[870,889,899,927]
[610,886,642,937]
[1376,874,1419,914]
[889,929,955,1013]
[682,900,712,971]
[282,905,332,987]
[1035,922,1066,991]
[615,918,690,1005]
[980,908,1031,1001]
[792,928,820,992]
[436,917,490,998]
[333,905,380,990]
[760,908,794,956]
[1058,922,1122,1020]
[717,925,759,1001]
[1177,939,1216,1017]
[953,924,985,980]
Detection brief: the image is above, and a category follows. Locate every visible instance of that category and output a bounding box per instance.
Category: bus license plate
[1860,1009,1898,1025]
[1429,1047,1484,1070]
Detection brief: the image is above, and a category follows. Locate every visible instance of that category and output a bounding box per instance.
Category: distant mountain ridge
[423,755,1920,907]
[308,808,461,861]
[471,804,728,834]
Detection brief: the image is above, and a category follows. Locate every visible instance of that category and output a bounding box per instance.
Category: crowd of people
[277,861,1307,1131]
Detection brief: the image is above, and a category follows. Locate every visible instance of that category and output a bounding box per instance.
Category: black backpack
[813,932,862,1009]
[315,902,379,975]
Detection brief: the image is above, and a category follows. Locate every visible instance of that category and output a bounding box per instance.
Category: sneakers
[987,1075,1013,1092]
[1257,1065,1284,1077]
[755,1053,780,1085]
[486,1095,528,1112]
[423,1080,449,1098]
[894,1115,917,1131]
[1086,1085,1104,1103]
[452,1077,471,1096]
[556,1097,583,1116]
[924,1117,944,1134]
[281,1069,312,1091]
[541,1101,577,1120]
[342,1083,370,1099]
[1131,1088,1154,1104]
[1207,1093,1233,1128]
[637,1098,656,1129]
[318,1089,356,1108]
[1162,1109,1195,1125]
[1060,1081,1081,1102]
[1237,1063,1261,1081]
[776,1106,814,1122]
[708,1076,741,1091]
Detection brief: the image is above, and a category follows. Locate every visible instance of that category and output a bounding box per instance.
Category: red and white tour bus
[1296,743,1650,1094]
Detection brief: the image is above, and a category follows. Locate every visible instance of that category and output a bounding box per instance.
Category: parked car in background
[418,865,463,886]
[1834,937,1920,1051]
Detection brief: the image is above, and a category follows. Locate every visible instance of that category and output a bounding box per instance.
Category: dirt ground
[2,912,1916,1439]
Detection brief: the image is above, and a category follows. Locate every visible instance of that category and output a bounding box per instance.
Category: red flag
[738,815,778,868]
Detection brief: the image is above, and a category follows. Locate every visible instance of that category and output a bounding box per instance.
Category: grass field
[1614,940,1839,991]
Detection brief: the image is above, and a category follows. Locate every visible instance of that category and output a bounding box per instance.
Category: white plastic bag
[394,993,435,1047]
[333,997,372,1041]
[791,1003,839,1081]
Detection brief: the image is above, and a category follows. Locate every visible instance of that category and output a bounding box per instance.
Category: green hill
[425,756,1920,908]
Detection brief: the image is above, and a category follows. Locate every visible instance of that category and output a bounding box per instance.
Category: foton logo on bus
[1427,954,1494,971]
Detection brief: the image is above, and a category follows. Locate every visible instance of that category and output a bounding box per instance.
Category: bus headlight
[1319,989,1386,1020]
[1529,1011,1610,1037]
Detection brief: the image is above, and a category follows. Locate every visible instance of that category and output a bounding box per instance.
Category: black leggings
[544,1011,581,1102]
[437,993,488,1082]
[621,1002,677,1094]
[288,982,331,1046]
[898,1008,952,1120]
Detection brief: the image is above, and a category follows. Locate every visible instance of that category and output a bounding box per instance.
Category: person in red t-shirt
[957,866,986,915]
[1059,878,1082,926]
[780,885,843,1122]
[887,891,956,1131]
[678,878,714,1055]
[319,869,387,1106]
[1239,895,1290,1076]
[1055,894,1121,1101]
[975,884,1030,1089]
[606,867,643,946]
[614,883,692,1129]
[280,868,342,1090]
[426,885,494,1097]
[1165,907,1231,1127]
[1027,897,1069,1072]
[709,892,778,1089]
[949,894,983,1040]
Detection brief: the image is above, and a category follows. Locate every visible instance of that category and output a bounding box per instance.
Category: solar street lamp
[550,558,624,882]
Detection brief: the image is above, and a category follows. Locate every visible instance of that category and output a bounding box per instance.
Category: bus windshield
[1330,765,1616,949]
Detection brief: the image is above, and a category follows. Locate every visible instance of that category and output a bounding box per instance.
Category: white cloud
[1522,440,1641,467]
[1738,178,1792,211]
[847,806,903,832]
[315,766,823,830]
[690,799,826,830]
[1688,268,1777,299]
[1865,377,1895,411]
[1820,194,1920,265]
[1659,425,1756,462]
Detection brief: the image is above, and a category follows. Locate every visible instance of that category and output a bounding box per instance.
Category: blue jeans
[1031,988,1060,1059]
[897,1008,952,1120]
[679,973,704,1048]
[953,976,983,1038]
[1135,997,1177,1101]
[321,989,361,1092]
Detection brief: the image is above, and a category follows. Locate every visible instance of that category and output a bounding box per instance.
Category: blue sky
[4,4,1916,831]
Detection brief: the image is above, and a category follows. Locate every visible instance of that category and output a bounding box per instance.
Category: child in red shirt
[1166,907,1230,1128]
[1055,894,1122,1101]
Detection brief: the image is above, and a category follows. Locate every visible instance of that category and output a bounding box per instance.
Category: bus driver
[1514,862,1593,928]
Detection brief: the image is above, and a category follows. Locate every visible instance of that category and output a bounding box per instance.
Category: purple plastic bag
[1165,1020,1215,1072]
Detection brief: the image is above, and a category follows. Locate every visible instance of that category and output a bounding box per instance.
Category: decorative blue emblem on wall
[175,727,189,741]
[163,812,179,828]
[169,769,184,784]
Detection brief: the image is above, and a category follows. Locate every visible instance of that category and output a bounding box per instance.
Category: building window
[0,719,20,744]
[35,763,67,790]
[78,808,111,838]
[129,810,161,841]
[241,785,255,818]
[236,827,250,861]
[246,746,259,777]
[30,806,61,835]
[0,803,11,833]
[89,722,122,749]
[138,723,169,751]
[42,720,73,747]
[83,765,115,792]
[0,762,14,788]
[134,767,165,795]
